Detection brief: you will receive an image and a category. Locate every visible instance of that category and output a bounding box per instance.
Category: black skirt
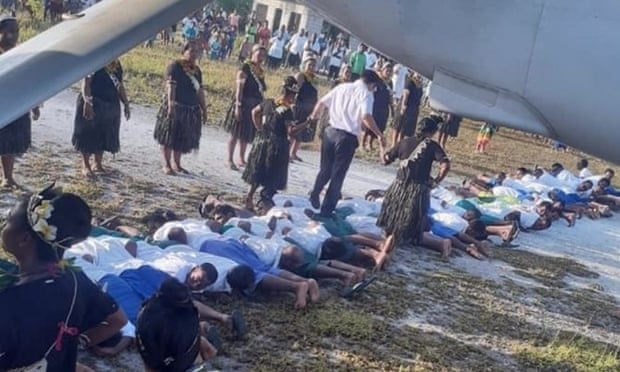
[72,95,121,154]
[0,113,31,156]
[154,100,202,154]
[242,131,289,191]
[293,101,317,143]
[376,177,430,245]
[393,107,419,137]
[223,97,261,143]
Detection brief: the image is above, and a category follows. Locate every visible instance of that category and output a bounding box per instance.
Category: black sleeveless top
[262,100,294,139]
[91,65,122,103]
[296,75,318,106]
[166,61,203,106]
[241,63,266,101]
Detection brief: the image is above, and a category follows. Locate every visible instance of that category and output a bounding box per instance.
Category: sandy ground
[2,89,620,371]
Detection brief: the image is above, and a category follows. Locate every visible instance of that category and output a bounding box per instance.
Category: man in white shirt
[307,70,386,216]
[391,63,408,101]
[365,49,378,70]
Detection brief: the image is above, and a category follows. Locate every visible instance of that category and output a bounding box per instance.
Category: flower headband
[26,183,74,250]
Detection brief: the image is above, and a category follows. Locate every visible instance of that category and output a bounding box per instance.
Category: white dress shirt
[320,80,374,136]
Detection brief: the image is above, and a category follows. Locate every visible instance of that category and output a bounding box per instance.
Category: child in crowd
[476,122,498,153]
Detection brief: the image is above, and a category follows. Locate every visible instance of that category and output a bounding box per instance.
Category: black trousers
[311,127,359,215]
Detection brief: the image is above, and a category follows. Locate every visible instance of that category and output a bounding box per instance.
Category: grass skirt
[376,177,430,245]
[154,100,202,154]
[223,97,260,143]
[0,113,31,156]
[242,131,289,191]
[72,95,121,154]
[392,107,419,137]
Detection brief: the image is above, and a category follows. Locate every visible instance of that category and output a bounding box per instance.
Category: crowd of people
[1,7,620,372]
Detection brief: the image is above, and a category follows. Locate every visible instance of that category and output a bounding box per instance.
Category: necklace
[245,61,265,95]
[276,97,291,107]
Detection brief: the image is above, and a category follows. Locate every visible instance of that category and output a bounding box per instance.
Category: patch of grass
[515,332,620,372]
[494,249,598,288]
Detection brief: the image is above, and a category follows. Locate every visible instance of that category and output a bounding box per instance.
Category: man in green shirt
[349,44,368,80]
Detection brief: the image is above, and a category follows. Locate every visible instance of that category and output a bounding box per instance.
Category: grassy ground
[2,14,620,371]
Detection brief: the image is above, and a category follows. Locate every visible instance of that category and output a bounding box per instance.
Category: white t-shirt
[392,64,408,99]
[72,257,110,282]
[273,194,314,209]
[556,169,580,190]
[430,211,469,233]
[136,244,195,283]
[430,186,464,205]
[268,36,286,59]
[68,236,134,267]
[579,168,593,179]
[345,215,383,236]
[285,225,331,257]
[242,236,284,267]
[224,217,271,238]
[164,245,238,294]
[365,52,377,70]
[321,80,374,136]
[153,219,221,249]
[492,186,522,199]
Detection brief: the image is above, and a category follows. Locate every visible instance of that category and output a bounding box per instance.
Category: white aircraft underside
[0,0,618,163]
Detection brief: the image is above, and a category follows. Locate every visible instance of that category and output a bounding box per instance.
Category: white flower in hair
[32,218,58,242]
[33,200,55,222]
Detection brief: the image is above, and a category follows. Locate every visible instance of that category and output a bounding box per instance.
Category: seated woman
[137,278,219,372]
[0,184,127,371]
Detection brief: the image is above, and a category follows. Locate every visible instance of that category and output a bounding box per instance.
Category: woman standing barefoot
[224,44,267,170]
[72,59,130,177]
[0,16,40,188]
[154,41,207,175]
[242,76,312,209]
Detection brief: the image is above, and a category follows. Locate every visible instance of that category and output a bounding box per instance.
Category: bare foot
[294,281,309,309]
[173,166,189,174]
[373,250,388,272]
[163,166,176,175]
[353,268,366,282]
[81,168,95,178]
[466,244,484,260]
[343,272,356,288]
[441,240,452,259]
[381,235,396,253]
[227,162,239,171]
[478,242,493,258]
[307,279,320,303]
[237,159,247,168]
[93,165,106,173]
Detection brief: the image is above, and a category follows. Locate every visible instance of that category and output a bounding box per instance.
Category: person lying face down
[166,230,319,310]
[66,234,218,293]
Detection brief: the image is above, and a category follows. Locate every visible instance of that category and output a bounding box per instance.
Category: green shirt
[350,51,367,75]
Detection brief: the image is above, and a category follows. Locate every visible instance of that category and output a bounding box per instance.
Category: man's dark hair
[360,70,381,85]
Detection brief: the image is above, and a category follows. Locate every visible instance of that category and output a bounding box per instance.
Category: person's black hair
[605,168,615,176]
[497,172,507,179]
[167,227,188,244]
[213,204,236,219]
[577,158,589,170]
[538,200,553,210]
[598,178,611,187]
[516,167,530,175]
[547,190,560,202]
[551,163,563,171]
[15,187,92,262]
[582,180,593,188]
[137,278,200,372]
[320,237,347,260]
[281,75,299,96]
[464,219,488,241]
[182,40,196,53]
[415,117,439,138]
[199,263,218,286]
[365,189,385,201]
[0,15,16,30]
[226,265,255,292]
[360,69,381,85]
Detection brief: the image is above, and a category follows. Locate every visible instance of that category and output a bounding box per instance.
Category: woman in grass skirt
[154,41,207,175]
[391,72,423,147]
[377,117,450,253]
[290,56,318,162]
[242,76,313,209]
[224,44,267,170]
[0,16,40,188]
[73,59,130,177]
